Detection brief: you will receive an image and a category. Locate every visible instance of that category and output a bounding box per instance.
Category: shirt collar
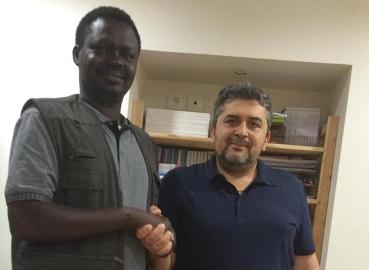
[206,157,276,187]
[81,98,130,129]
[254,160,276,186]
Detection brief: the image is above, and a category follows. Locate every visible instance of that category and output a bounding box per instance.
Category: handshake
[131,205,175,258]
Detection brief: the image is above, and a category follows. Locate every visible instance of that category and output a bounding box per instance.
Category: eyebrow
[224,114,263,121]
[249,117,263,123]
[224,114,238,119]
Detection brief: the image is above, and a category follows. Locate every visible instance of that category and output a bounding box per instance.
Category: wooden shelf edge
[149,132,324,154]
[266,143,324,155]
[313,116,340,261]
[149,132,214,150]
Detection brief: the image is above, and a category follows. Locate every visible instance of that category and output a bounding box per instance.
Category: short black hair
[75,6,141,51]
[211,82,273,130]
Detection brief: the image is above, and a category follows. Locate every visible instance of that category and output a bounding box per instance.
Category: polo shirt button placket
[235,195,241,217]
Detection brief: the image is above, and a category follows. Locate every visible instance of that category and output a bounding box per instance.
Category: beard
[216,135,258,174]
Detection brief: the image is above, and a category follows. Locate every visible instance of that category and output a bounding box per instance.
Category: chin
[100,85,128,98]
[221,150,246,163]
[226,156,250,164]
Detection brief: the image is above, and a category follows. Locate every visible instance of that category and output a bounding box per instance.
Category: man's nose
[106,50,124,66]
[235,121,248,136]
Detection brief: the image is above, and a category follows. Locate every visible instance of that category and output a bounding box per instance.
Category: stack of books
[260,155,318,198]
[270,112,287,144]
[260,156,318,174]
[145,108,210,137]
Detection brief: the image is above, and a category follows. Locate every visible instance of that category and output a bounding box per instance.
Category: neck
[216,159,258,192]
[80,93,122,121]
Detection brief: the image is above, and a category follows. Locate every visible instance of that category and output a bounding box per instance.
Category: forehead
[84,17,138,48]
[220,99,268,120]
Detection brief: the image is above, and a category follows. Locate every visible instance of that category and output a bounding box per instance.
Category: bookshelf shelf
[149,132,324,155]
[149,132,214,150]
[265,143,324,155]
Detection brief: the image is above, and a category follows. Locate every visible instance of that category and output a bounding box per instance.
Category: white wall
[0,1,79,269]
[143,80,221,113]
[1,1,369,270]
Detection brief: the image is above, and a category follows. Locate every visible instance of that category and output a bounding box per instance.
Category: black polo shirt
[159,158,315,270]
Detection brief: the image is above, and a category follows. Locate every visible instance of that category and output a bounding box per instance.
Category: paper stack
[283,107,321,146]
[145,108,210,137]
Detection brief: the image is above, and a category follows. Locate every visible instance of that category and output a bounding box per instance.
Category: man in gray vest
[5,6,173,270]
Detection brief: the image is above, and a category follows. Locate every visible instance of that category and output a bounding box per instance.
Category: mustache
[227,135,250,146]
[100,67,126,79]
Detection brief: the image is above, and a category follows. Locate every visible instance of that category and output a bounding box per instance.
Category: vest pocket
[61,152,103,208]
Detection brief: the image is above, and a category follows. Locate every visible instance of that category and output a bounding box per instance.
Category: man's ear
[210,126,215,139]
[72,45,80,66]
[262,131,271,151]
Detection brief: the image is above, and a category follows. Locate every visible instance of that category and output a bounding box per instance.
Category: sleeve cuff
[6,192,52,204]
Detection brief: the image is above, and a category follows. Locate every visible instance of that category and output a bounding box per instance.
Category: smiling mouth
[102,73,125,83]
[228,137,250,147]
[229,143,248,151]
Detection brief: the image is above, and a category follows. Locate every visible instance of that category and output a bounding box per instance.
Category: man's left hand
[136,206,174,257]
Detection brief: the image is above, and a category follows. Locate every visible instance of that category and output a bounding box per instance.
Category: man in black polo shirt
[159,83,320,270]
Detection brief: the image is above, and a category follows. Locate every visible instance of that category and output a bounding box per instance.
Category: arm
[293,253,320,270]
[8,200,171,243]
[6,108,171,242]
[292,180,319,270]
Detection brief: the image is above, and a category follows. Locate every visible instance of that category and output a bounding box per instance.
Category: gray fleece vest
[13,94,160,270]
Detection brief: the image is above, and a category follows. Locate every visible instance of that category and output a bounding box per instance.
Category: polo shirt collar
[205,157,276,187]
[254,160,276,186]
[79,97,130,128]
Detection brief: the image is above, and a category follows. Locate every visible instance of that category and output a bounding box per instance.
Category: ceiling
[140,50,351,92]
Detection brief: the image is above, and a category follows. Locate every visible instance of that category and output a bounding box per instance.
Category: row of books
[157,146,213,178]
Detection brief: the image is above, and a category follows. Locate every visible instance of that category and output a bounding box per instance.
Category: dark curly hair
[211,82,273,130]
[75,6,141,51]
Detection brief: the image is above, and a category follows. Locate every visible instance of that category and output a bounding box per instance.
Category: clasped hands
[135,205,175,258]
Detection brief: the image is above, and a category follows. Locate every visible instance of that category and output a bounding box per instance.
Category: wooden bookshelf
[132,100,339,262]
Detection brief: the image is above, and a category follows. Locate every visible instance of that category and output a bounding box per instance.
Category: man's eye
[225,119,237,125]
[95,46,108,53]
[249,122,261,129]
[121,51,136,61]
